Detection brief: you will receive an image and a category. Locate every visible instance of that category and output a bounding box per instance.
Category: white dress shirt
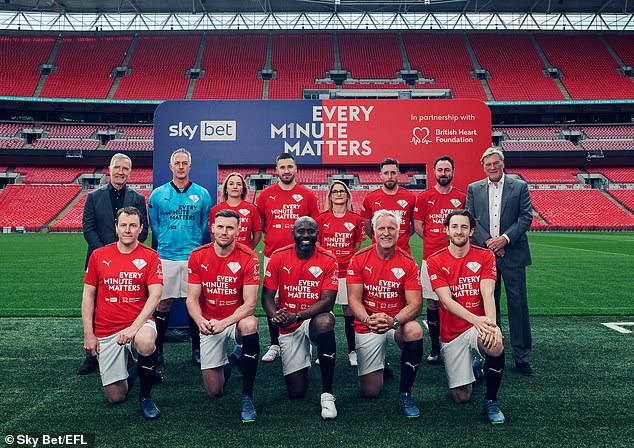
[488,174,510,243]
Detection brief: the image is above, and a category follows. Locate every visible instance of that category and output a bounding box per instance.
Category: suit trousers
[494,258,532,364]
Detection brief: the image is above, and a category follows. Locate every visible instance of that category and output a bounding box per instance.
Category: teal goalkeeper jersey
[148,181,212,261]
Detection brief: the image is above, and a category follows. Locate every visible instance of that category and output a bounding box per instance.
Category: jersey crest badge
[227,262,242,274]
[309,266,323,278]
[132,259,147,270]
[466,262,481,273]
[292,194,304,202]
[343,222,355,231]
[188,194,200,203]
[391,267,405,279]
[450,198,462,208]
[239,208,250,216]
[397,200,408,208]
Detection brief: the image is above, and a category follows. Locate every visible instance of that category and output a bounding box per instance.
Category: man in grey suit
[466,147,534,376]
[77,153,149,375]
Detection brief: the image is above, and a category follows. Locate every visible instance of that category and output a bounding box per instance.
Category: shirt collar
[108,183,127,193]
[487,173,505,187]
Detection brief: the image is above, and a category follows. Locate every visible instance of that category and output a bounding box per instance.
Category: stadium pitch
[0,232,633,447]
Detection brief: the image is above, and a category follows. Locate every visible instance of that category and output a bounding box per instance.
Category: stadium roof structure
[1,0,633,31]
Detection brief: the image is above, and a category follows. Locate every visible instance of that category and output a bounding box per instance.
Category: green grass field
[1,232,633,447]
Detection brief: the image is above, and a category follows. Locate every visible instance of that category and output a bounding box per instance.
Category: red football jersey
[256,183,320,257]
[413,187,467,260]
[84,243,163,338]
[347,245,421,334]
[263,245,338,334]
[427,245,497,343]
[208,201,262,248]
[316,210,366,277]
[360,187,416,253]
[188,242,260,321]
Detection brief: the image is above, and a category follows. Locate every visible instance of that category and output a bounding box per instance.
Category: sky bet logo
[168,121,236,141]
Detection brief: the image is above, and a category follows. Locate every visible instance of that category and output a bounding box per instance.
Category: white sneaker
[261,345,280,362]
[348,350,358,367]
[320,393,337,420]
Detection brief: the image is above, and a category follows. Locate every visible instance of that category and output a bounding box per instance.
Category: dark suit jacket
[466,175,533,268]
[82,184,149,266]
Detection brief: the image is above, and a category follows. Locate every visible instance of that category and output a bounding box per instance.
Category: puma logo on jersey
[405,362,419,371]
[442,267,451,274]
[374,201,381,206]
[323,223,330,228]
[428,200,435,205]
[283,266,292,274]
[102,260,112,267]
[269,195,276,201]
[200,264,209,271]
[364,266,373,274]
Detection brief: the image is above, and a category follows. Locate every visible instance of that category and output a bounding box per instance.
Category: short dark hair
[215,208,241,225]
[379,158,399,171]
[443,209,476,229]
[434,155,454,170]
[276,152,295,165]
[116,206,141,223]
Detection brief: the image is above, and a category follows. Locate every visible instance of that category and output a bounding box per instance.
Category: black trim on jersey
[170,180,193,194]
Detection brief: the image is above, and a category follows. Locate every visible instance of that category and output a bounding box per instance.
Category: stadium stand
[497,127,563,140]
[114,126,154,139]
[468,34,564,101]
[342,82,409,89]
[530,189,634,230]
[104,140,153,151]
[40,35,132,99]
[536,34,634,100]
[609,190,634,213]
[0,35,56,97]
[13,166,91,183]
[31,139,99,150]
[403,33,487,100]
[580,140,634,151]
[0,138,24,149]
[0,123,23,137]
[193,34,266,100]
[0,166,8,172]
[585,167,634,183]
[44,124,103,138]
[269,34,334,99]
[49,190,89,232]
[339,33,402,79]
[501,140,578,151]
[506,167,581,184]
[605,34,634,69]
[573,125,634,139]
[0,184,81,231]
[114,34,201,100]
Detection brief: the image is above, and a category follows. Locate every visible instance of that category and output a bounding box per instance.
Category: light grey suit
[466,174,533,364]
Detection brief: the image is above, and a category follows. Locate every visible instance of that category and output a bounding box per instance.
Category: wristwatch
[391,316,400,330]
[295,312,304,322]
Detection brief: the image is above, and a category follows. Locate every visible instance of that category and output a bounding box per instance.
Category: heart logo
[411,127,431,146]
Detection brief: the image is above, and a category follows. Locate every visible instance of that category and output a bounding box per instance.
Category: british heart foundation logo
[410,127,432,146]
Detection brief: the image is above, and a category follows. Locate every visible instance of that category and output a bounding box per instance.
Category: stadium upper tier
[1,32,633,101]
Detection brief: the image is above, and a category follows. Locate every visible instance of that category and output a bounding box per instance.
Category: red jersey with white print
[84,243,163,338]
[427,245,497,343]
[316,210,366,277]
[413,187,467,260]
[263,245,338,334]
[208,201,262,248]
[256,183,320,257]
[188,242,260,321]
[347,245,421,334]
[360,187,416,253]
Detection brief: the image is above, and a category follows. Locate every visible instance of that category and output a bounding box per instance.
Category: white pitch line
[531,242,634,257]
[601,322,634,334]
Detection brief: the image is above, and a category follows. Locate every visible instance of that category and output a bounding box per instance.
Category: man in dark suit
[466,147,534,376]
[77,153,149,375]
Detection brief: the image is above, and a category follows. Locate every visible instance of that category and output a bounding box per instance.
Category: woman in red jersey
[316,180,366,366]
[209,172,262,249]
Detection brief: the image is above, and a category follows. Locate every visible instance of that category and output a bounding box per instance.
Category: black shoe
[154,367,163,384]
[139,397,160,420]
[165,329,190,342]
[515,361,533,376]
[77,356,98,375]
[426,351,440,365]
[383,362,394,379]
[192,350,201,365]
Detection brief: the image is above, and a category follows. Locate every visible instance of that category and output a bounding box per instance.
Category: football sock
[267,317,280,346]
[426,308,440,354]
[484,351,505,401]
[153,311,170,354]
[344,315,356,353]
[399,339,424,394]
[239,333,260,397]
[188,315,200,352]
[137,351,158,399]
[316,331,337,394]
